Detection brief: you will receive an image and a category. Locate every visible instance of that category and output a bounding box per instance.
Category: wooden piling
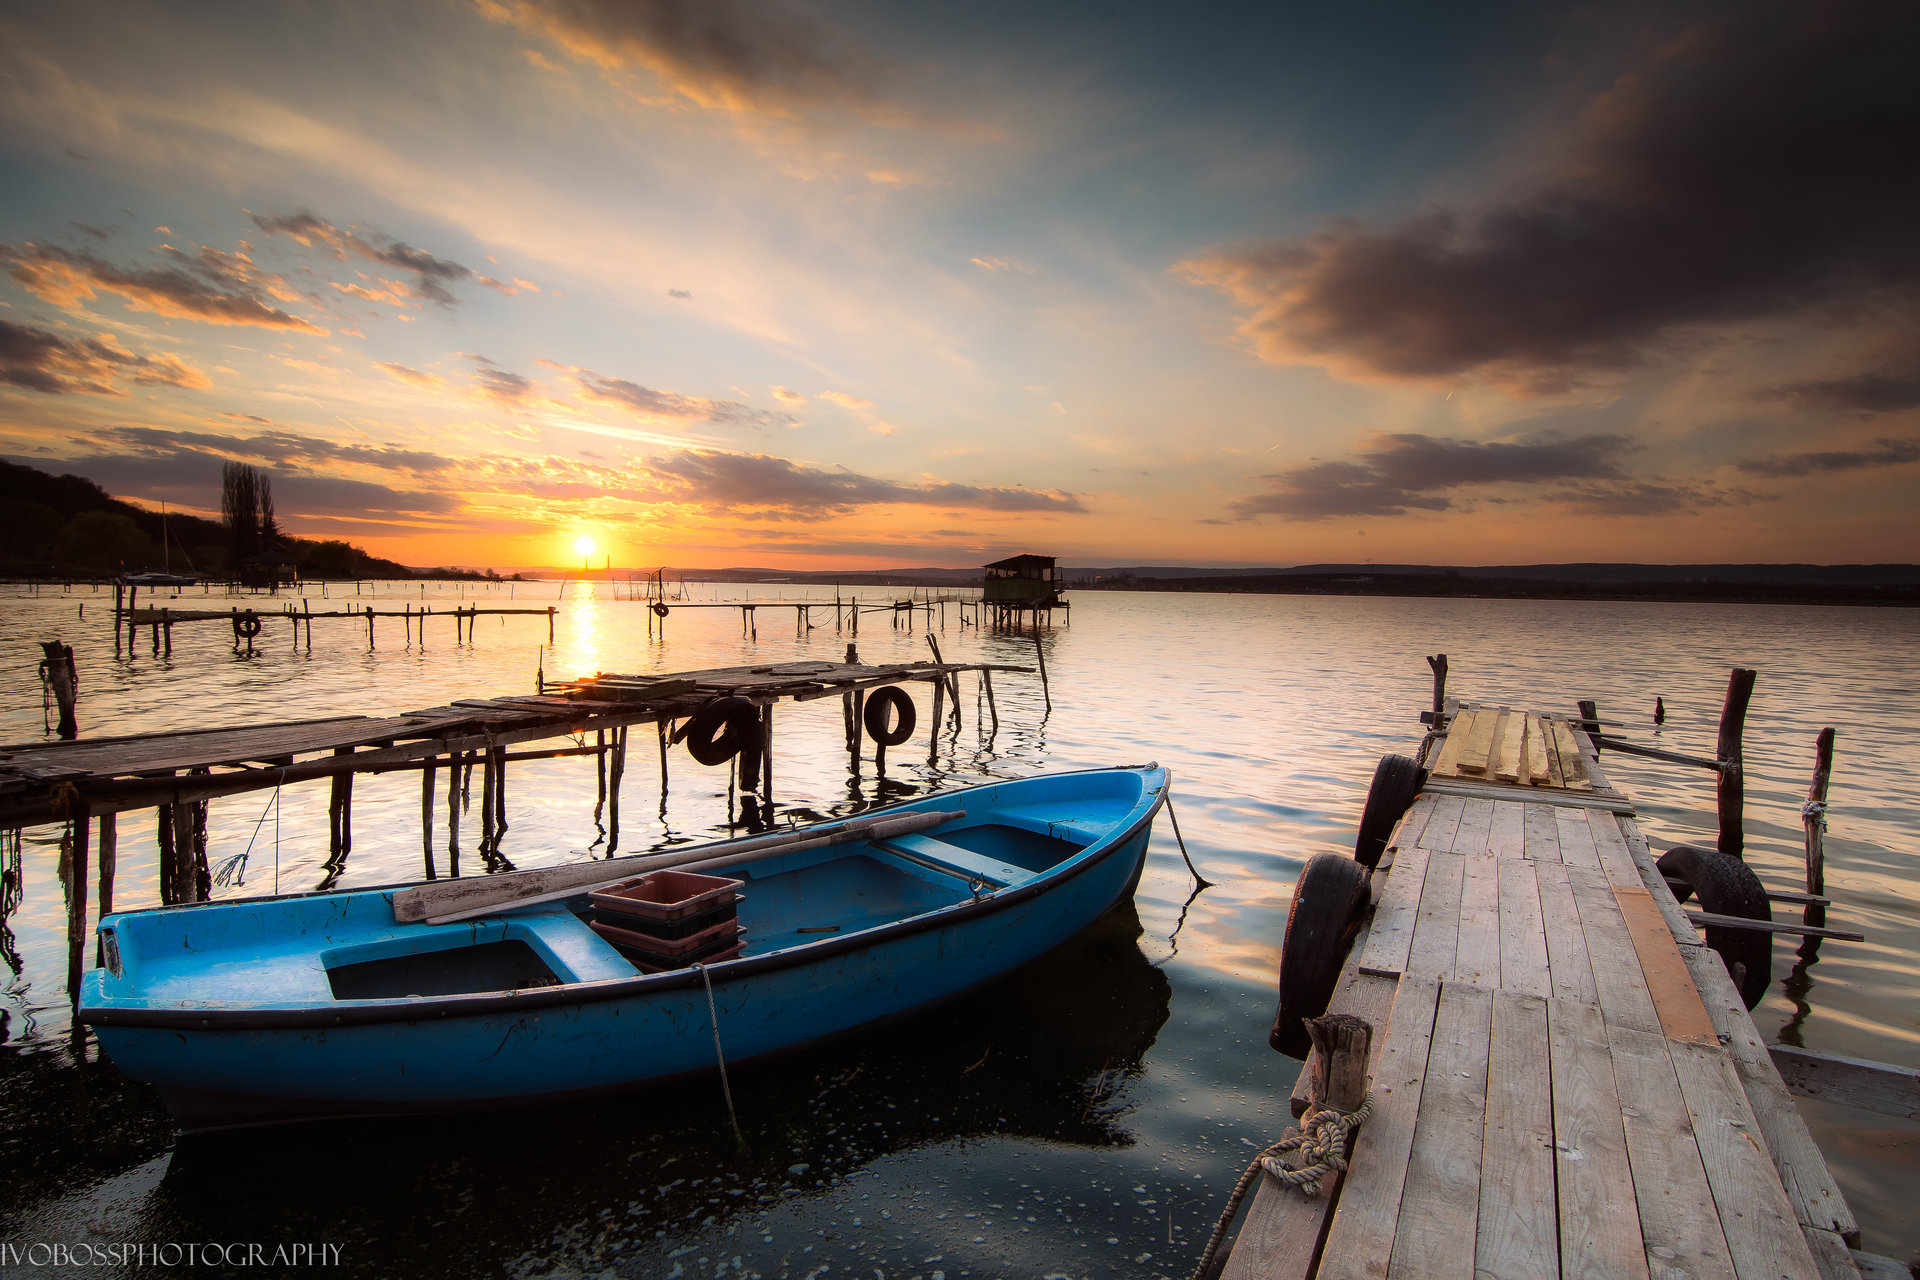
[40,641,78,739]
[929,673,944,763]
[327,746,353,866]
[607,727,626,854]
[421,755,436,879]
[1034,632,1051,712]
[1716,668,1757,860]
[95,812,115,919]
[446,749,462,875]
[982,667,999,731]
[65,799,89,999]
[1304,1013,1374,1114]
[1426,653,1448,725]
[1576,699,1601,752]
[1803,727,1835,929]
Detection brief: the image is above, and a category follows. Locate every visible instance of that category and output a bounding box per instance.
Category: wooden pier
[0,655,1026,1001]
[1215,693,1890,1280]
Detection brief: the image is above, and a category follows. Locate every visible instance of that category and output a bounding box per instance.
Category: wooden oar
[396,808,966,925]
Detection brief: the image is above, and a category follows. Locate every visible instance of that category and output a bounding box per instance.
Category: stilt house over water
[982,553,1066,626]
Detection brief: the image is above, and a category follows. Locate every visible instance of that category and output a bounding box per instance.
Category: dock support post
[760,706,773,803]
[929,674,944,764]
[594,729,608,833]
[1716,667,1757,860]
[1425,653,1448,725]
[63,797,89,999]
[1304,1013,1373,1116]
[657,721,671,815]
[1034,632,1051,712]
[95,812,115,920]
[366,605,375,649]
[447,750,463,876]
[113,581,123,655]
[1803,727,1835,929]
[327,747,353,867]
[40,641,78,739]
[1576,699,1601,752]
[548,607,555,643]
[421,755,436,879]
[982,668,999,732]
[926,634,961,726]
[606,728,625,854]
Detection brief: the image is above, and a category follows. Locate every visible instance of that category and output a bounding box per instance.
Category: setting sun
[573,535,595,559]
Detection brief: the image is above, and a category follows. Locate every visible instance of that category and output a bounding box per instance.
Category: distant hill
[0,456,415,580]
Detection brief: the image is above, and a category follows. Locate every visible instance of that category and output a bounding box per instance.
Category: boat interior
[96,800,1132,1008]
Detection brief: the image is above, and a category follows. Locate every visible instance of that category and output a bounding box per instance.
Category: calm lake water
[2,582,1917,1277]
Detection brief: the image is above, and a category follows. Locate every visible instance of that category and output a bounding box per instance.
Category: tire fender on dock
[1270,853,1372,1059]
[1355,753,1426,868]
[1657,842,1773,1009]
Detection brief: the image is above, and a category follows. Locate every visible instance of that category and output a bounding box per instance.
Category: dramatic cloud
[576,371,793,429]
[480,0,886,120]
[1760,369,1920,415]
[95,426,454,474]
[467,354,536,404]
[644,449,1085,518]
[1233,433,1630,519]
[1,241,325,332]
[1737,438,1920,478]
[0,318,211,395]
[250,212,496,306]
[1182,4,1920,390]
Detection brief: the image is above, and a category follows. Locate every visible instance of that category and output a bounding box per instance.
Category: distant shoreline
[1069,572,1919,607]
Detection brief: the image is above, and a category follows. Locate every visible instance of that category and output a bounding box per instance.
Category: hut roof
[984,553,1055,570]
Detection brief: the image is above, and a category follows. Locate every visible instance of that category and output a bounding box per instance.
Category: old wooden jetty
[1213,680,1897,1280]
[1,654,1025,1002]
[112,595,558,655]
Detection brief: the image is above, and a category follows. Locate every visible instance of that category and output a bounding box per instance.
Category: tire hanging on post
[681,696,766,791]
[1270,853,1372,1059]
[863,686,917,746]
[1354,754,1425,868]
[1657,842,1773,1008]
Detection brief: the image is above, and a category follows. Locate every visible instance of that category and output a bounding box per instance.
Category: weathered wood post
[1576,699,1602,754]
[366,604,375,649]
[113,581,123,655]
[1654,696,1666,725]
[40,641,78,739]
[593,729,608,832]
[1303,1013,1373,1119]
[63,794,90,999]
[447,749,463,876]
[982,667,1000,731]
[606,727,626,854]
[760,705,773,802]
[421,754,437,880]
[1716,668,1757,860]
[1803,727,1835,929]
[1424,653,1447,725]
[1033,632,1051,712]
[95,812,116,918]
[929,674,945,764]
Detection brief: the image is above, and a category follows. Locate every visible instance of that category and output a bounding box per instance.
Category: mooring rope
[1801,799,1827,828]
[696,962,748,1153]
[1187,1095,1373,1280]
[1163,790,1212,888]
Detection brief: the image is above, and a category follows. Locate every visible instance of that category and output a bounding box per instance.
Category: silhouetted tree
[222,462,281,563]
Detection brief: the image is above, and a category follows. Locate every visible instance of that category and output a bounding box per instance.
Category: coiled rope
[1188,1095,1373,1280]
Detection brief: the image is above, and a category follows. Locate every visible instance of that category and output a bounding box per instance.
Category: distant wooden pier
[1213,678,1899,1280]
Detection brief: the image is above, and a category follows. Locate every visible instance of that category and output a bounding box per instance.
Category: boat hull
[85,768,1164,1127]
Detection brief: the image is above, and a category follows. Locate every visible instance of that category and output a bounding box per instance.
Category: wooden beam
[1768,1045,1920,1120]
[1685,911,1864,942]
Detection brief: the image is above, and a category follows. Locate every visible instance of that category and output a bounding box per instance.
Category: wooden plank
[1428,709,1481,779]
[1617,814,1702,948]
[1679,944,1859,1243]
[1549,997,1650,1280]
[1357,844,1431,978]
[1555,806,1602,869]
[1454,856,1503,986]
[1668,1038,1825,1280]
[1475,991,1557,1280]
[1316,976,1444,1280]
[1848,1247,1902,1280]
[1389,983,1495,1280]
[1423,778,1633,813]
[1803,1229,1864,1280]
[1417,793,1466,850]
[1493,711,1527,783]
[1454,707,1502,776]
[1613,885,1719,1045]
[1587,810,1643,887]
[1607,1025,1740,1280]
[1451,796,1495,856]
[1535,859,1600,1005]
[1523,714,1553,785]
[1218,1164,1338,1280]
[1768,1046,1920,1120]
[1395,792,1439,851]
[1497,858,1552,998]
[1684,912,1865,942]
[1524,803,1563,862]
[1486,801,1527,859]
[1550,717,1594,791]
[1565,867,1662,1033]
[1406,852,1466,982]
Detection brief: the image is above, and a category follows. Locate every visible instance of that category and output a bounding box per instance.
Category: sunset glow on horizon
[2,2,1915,572]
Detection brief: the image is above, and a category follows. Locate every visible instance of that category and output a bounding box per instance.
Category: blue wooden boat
[80,766,1167,1128]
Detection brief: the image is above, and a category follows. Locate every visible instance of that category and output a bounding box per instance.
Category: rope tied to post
[1801,798,1827,828]
[1187,1093,1374,1280]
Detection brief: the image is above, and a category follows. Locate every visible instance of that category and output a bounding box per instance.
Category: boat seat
[875,834,1034,888]
[515,907,640,982]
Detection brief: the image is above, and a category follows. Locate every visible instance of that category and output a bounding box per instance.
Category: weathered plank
[1452,796,1495,857]
[1607,1025,1740,1280]
[1680,942,1859,1243]
[1428,708,1481,778]
[1474,990,1557,1280]
[1534,859,1600,1005]
[1497,858,1551,999]
[1768,1045,1920,1121]
[1523,803,1563,862]
[1389,983,1495,1280]
[1493,711,1527,783]
[1587,810,1643,887]
[1555,806,1603,869]
[1454,855,1503,986]
[1565,867,1662,1033]
[1423,778,1635,813]
[1317,976,1444,1280]
[1357,843,1431,978]
[1550,717,1594,791]
[1801,1229,1864,1280]
[1549,997,1650,1280]
[1486,800,1527,859]
[1454,708,1502,777]
[1417,793,1467,850]
[1616,814,1703,947]
[1406,852,1466,982]
[1523,714,1553,785]
[1395,792,1439,851]
[1219,1162,1338,1280]
[1612,884,1718,1045]
[1668,1038,1825,1279]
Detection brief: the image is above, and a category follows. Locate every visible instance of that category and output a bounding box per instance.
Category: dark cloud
[1546,480,1726,516]
[96,426,453,474]
[1183,3,1920,389]
[1760,369,1920,414]
[1233,433,1629,519]
[0,318,210,395]
[644,449,1085,518]
[468,354,536,404]
[668,288,691,299]
[485,0,886,119]
[1,241,326,332]
[250,212,484,306]
[1736,437,1920,477]
[577,371,792,429]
